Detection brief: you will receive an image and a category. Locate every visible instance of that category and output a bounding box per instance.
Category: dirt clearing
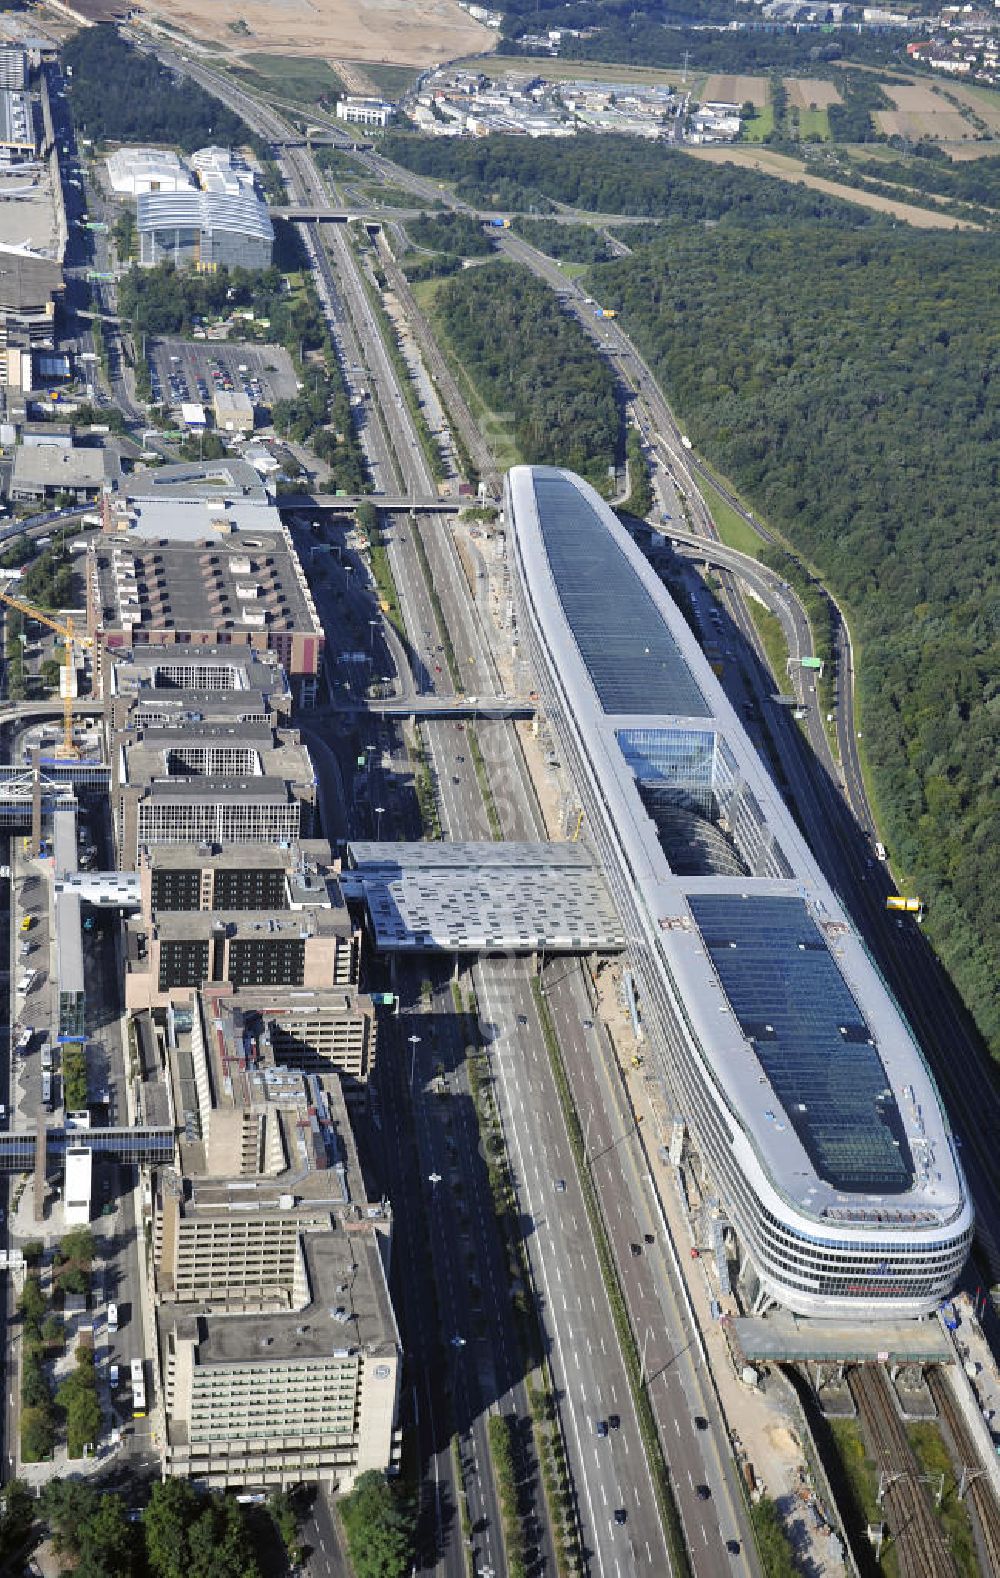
[136,0,494,67]
[686,145,982,228]
[785,77,841,110]
[702,73,768,107]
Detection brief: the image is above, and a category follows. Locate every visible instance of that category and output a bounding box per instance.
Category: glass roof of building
[533,471,710,718]
[689,894,913,1194]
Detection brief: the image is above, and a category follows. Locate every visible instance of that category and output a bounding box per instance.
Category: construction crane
[0,585,88,756]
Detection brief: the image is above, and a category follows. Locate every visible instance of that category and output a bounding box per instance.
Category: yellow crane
[0,585,88,756]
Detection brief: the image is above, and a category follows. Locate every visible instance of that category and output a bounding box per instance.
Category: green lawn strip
[451,1433,474,1577]
[487,1414,528,1578]
[695,473,766,559]
[466,726,502,839]
[905,1422,979,1578]
[361,508,405,642]
[743,104,775,143]
[797,107,831,140]
[531,978,692,1578]
[359,62,421,97]
[407,276,482,488]
[409,523,463,691]
[746,598,792,695]
[228,52,343,107]
[408,727,442,840]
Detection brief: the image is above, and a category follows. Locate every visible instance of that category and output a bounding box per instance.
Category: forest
[591,224,1000,1053]
[431,260,619,488]
[383,132,879,227]
[553,23,905,71]
[512,217,614,263]
[62,27,260,154]
[403,212,494,258]
[851,144,1000,208]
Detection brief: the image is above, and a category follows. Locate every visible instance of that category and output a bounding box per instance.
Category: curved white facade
[506,465,972,1320]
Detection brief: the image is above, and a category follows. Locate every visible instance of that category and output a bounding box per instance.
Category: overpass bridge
[273,205,424,224]
[277,492,467,513]
[326,695,534,721]
[0,1124,174,1173]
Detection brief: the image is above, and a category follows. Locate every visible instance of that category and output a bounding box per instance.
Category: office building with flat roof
[87,528,324,703]
[106,645,291,732]
[0,90,34,164]
[125,899,358,1010]
[158,1230,399,1491]
[153,1059,398,1489]
[507,464,972,1321]
[0,49,28,91]
[113,723,316,872]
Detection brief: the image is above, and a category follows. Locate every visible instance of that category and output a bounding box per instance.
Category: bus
[130,1358,146,1418]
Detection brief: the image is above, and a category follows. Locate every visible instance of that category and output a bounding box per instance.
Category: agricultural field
[703,73,769,107]
[936,79,1000,135]
[687,144,981,227]
[875,81,975,142]
[784,77,842,111]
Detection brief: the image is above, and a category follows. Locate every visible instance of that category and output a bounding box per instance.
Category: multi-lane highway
[83,30,1000,1577]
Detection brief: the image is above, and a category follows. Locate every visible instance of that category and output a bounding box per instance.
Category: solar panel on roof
[533,472,710,719]
[689,894,913,1194]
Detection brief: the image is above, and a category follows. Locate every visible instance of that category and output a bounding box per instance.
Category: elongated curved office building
[506,466,972,1319]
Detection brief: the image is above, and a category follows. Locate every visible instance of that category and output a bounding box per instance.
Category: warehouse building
[213,388,254,435]
[137,189,273,271]
[87,528,325,703]
[10,439,118,501]
[106,147,195,198]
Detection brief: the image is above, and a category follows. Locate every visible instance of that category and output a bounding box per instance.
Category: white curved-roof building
[106,148,195,198]
[506,465,971,1320]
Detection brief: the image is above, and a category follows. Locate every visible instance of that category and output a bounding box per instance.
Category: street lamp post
[369,618,379,653]
[408,1034,421,1091]
[374,804,385,840]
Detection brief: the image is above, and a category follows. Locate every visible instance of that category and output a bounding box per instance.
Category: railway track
[848,1366,958,1578]
[928,1366,1000,1576]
